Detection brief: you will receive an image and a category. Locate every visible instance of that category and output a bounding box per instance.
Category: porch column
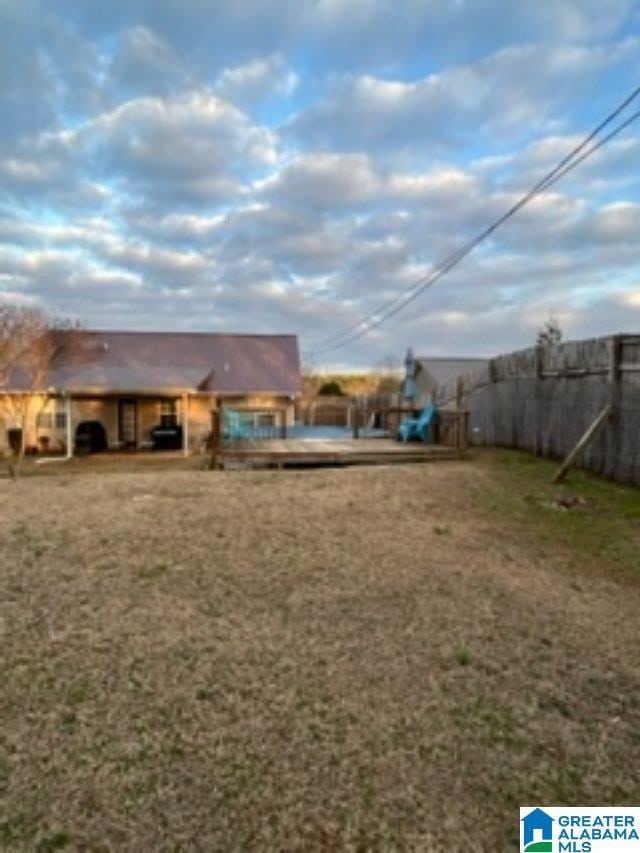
[65,394,73,458]
[182,392,189,457]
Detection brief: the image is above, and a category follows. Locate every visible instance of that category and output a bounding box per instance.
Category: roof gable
[416,356,487,387]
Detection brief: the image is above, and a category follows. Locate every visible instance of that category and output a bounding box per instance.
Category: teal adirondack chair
[223,409,254,441]
[398,403,436,443]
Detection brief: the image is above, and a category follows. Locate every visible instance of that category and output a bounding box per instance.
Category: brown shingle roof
[15,331,301,395]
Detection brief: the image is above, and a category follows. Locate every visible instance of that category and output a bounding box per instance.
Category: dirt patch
[1,453,639,850]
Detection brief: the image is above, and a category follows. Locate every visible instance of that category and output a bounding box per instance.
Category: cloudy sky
[1,0,639,367]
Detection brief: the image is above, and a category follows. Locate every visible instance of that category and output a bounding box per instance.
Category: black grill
[150,423,183,450]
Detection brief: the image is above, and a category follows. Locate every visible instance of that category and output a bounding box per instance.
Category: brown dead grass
[1,452,639,851]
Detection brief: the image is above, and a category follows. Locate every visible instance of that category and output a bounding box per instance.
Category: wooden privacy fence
[434,333,640,485]
[435,410,470,455]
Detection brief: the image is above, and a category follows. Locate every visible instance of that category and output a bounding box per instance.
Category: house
[521,807,554,848]
[1,330,301,456]
[402,349,487,406]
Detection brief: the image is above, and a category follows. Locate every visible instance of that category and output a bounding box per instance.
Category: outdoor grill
[150,422,183,451]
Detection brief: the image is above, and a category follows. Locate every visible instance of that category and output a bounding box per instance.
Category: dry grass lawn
[1,450,639,851]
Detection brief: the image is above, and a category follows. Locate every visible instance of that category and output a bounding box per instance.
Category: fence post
[534,345,544,456]
[609,335,621,384]
[352,398,360,439]
[459,411,469,457]
[609,334,622,402]
[534,345,544,379]
[608,335,623,434]
[455,377,464,448]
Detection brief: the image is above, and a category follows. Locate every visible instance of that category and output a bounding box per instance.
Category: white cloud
[0,0,639,364]
[259,153,382,211]
[109,26,188,96]
[64,90,280,205]
[287,39,640,156]
[215,54,298,107]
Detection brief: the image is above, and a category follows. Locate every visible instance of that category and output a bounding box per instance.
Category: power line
[317,108,640,353]
[311,84,640,355]
[313,86,640,353]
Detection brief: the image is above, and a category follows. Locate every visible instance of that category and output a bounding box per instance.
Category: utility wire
[313,86,640,352]
[318,108,640,353]
[311,84,640,355]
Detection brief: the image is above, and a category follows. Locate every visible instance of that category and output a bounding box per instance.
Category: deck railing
[348,403,469,454]
[209,402,469,469]
[221,407,288,442]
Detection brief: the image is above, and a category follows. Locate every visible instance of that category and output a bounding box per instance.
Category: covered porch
[38,391,213,458]
[34,391,296,458]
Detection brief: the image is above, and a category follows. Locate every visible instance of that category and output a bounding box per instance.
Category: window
[36,412,53,429]
[255,412,275,429]
[252,412,277,437]
[159,399,178,427]
[55,412,67,430]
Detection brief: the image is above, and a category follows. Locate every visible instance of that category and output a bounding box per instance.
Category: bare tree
[536,315,563,347]
[374,354,403,394]
[299,350,318,399]
[0,306,86,478]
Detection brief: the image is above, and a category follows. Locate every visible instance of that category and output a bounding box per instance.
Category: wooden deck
[219,438,462,468]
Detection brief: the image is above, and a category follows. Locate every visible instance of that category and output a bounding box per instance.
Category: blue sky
[1,0,639,367]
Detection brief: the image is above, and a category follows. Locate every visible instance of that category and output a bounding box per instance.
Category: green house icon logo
[522,808,554,852]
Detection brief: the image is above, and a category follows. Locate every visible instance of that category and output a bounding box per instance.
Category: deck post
[352,399,360,439]
[210,402,221,469]
[182,392,189,457]
[65,394,73,458]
